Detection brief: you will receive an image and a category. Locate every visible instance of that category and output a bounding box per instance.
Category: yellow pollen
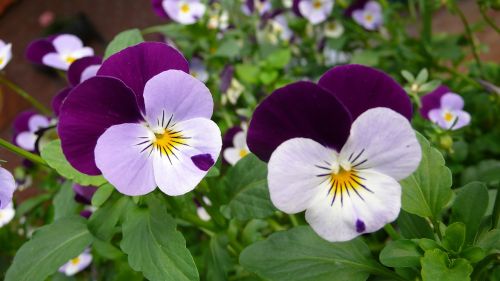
[70,257,81,265]
[180,3,190,13]
[154,129,186,156]
[326,167,367,205]
[313,0,322,9]
[444,112,454,122]
[64,56,76,64]
[0,57,3,65]
[411,83,419,92]
[364,14,373,22]
[239,149,249,158]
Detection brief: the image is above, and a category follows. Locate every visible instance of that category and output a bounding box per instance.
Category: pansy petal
[28,115,50,132]
[15,132,37,151]
[42,53,69,70]
[52,88,71,116]
[223,148,243,166]
[80,65,100,83]
[232,131,247,149]
[340,108,421,181]
[222,126,243,150]
[0,167,16,209]
[152,0,170,18]
[52,34,83,53]
[268,138,336,214]
[13,111,36,134]
[318,64,412,121]
[247,81,352,162]
[305,169,401,242]
[59,76,142,175]
[153,118,221,196]
[68,56,102,86]
[451,110,471,130]
[73,184,98,204]
[143,70,213,126]
[420,85,450,119]
[95,123,157,196]
[26,39,56,64]
[97,42,189,112]
[441,93,464,110]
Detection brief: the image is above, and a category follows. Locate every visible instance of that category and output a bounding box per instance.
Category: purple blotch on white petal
[355,219,366,233]
[191,154,214,171]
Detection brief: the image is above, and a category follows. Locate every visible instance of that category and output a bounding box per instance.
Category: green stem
[0,75,51,115]
[180,212,217,234]
[384,224,401,240]
[452,3,483,77]
[289,214,299,227]
[431,218,443,241]
[0,138,48,166]
[492,184,500,229]
[471,253,500,281]
[479,6,500,34]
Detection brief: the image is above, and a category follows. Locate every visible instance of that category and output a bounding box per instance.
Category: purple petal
[80,210,93,219]
[292,0,302,16]
[52,87,72,117]
[191,154,215,171]
[441,93,464,110]
[13,110,37,135]
[68,56,102,86]
[25,38,56,65]
[97,42,189,113]
[73,184,98,204]
[420,85,450,120]
[58,76,143,175]
[152,0,170,18]
[344,0,369,17]
[318,64,412,121]
[0,167,16,209]
[223,126,243,151]
[247,81,352,162]
[219,65,234,93]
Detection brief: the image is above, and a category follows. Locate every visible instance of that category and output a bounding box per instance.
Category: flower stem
[431,218,443,241]
[289,214,299,227]
[0,138,48,167]
[383,223,401,240]
[0,75,51,115]
[479,6,500,34]
[492,184,500,229]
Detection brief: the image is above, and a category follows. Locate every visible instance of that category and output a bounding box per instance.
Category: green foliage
[91,183,115,207]
[104,28,144,59]
[380,240,422,268]
[53,181,79,220]
[421,249,473,281]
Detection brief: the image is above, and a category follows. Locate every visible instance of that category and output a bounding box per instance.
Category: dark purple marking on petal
[97,42,189,113]
[68,56,102,86]
[344,0,369,17]
[318,64,412,121]
[58,76,143,175]
[292,0,302,16]
[247,81,352,162]
[52,87,72,117]
[191,154,215,171]
[73,184,98,205]
[223,126,243,151]
[25,38,56,65]
[80,210,93,219]
[420,85,450,120]
[151,0,170,19]
[219,65,234,93]
[356,219,366,233]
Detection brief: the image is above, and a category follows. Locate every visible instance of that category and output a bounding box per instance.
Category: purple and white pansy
[242,0,272,16]
[247,64,422,241]
[13,111,52,152]
[223,125,250,166]
[190,58,209,82]
[0,40,12,70]
[59,250,92,276]
[294,0,334,25]
[420,86,471,130]
[26,34,94,71]
[58,42,222,196]
[155,0,207,24]
[0,166,16,210]
[352,1,383,30]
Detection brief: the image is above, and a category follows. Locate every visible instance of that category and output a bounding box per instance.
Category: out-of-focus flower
[295,0,334,25]
[0,40,12,70]
[0,167,16,209]
[0,203,15,227]
[196,196,212,221]
[58,43,221,196]
[323,47,349,66]
[52,56,102,116]
[352,1,383,30]
[13,111,52,152]
[223,128,250,165]
[73,184,97,218]
[207,9,229,31]
[223,79,245,105]
[159,0,206,24]
[268,14,293,42]
[242,0,272,16]
[59,250,92,276]
[248,65,420,242]
[26,34,94,71]
[190,58,209,82]
[38,11,55,27]
[421,86,471,130]
[324,21,344,38]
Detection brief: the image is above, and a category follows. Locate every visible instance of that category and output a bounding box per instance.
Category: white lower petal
[42,53,69,70]
[223,147,244,166]
[15,132,37,151]
[0,203,15,227]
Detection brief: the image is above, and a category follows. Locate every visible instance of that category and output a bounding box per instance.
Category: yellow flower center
[411,83,419,92]
[0,57,4,65]
[326,167,368,205]
[154,129,187,156]
[364,13,373,23]
[180,3,190,13]
[444,111,454,122]
[313,0,322,9]
[64,55,77,64]
[70,257,81,265]
[239,149,249,158]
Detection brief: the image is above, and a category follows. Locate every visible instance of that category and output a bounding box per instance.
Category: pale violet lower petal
[441,92,464,110]
[53,34,84,54]
[15,132,37,151]
[0,167,16,209]
[28,115,50,132]
[80,64,101,83]
[42,53,70,70]
[223,147,244,166]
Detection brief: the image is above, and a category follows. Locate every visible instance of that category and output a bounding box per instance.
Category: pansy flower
[247,64,421,241]
[26,34,94,71]
[0,166,16,209]
[352,1,383,30]
[223,125,250,165]
[196,196,212,221]
[59,250,92,276]
[268,14,293,42]
[242,0,272,16]
[294,0,334,25]
[323,47,349,66]
[156,0,206,24]
[420,86,471,130]
[0,203,15,227]
[0,40,12,70]
[190,58,209,82]
[324,21,344,38]
[52,56,102,116]
[58,42,222,196]
[13,111,52,152]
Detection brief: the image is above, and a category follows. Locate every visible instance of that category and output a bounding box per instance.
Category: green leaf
[223,154,276,220]
[401,70,415,83]
[477,229,500,253]
[53,181,79,220]
[415,68,429,84]
[259,70,279,85]
[41,140,106,186]
[5,216,93,281]
[89,195,130,241]
[451,182,489,245]
[15,193,52,218]
[401,133,453,219]
[461,159,500,186]
[121,196,199,281]
[443,222,466,252]
[240,226,384,281]
[380,240,422,268]
[104,28,144,59]
[235,64,260,84]
[206,166,220,178]
[421,249,473,281]
[350,50,380,66]
[264,49,291,69]
[214,39,240,58]
[461,247,486,263]
[91,183,115,207]
[205,235,233,281]
[397,210,434,239]
[92,239,124,260]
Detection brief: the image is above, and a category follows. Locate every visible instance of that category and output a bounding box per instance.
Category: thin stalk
[479,6,500,34]
[289,214,299,227]
[452,4,483,77]
[0,138,48,167]
[492,184,500,229]
[431,218,443,241]
[384,224,401,240]
[181,212,217,233]
[0,75,51,115]
[419,0,432,44]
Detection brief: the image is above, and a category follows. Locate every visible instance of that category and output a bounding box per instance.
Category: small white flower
[222,78,245,105]
[323,47,349,66]
[42,34,94,70]
[223,130,250,165]
[0,40,12,70]
[59,250,92,276]
[0,203,15,227]
[324,21,344,38]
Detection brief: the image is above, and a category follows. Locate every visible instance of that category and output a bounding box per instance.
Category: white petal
[15,132,37,151]
[0,167,16,209]
[52,34,83,53]
[42,53,69,70]
[268,138,337,214]
[232,131,247,149]
[340,108,421,181]
[0,203,15,227]
[28,115,50,132]
[223,147,243,166]
[80,64,101,82]
[71,47,94,59]
[197,207,211,221]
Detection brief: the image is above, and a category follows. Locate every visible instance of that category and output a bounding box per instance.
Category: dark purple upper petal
[25,38,56,65]
[223,126,243,150]
[13,110,37,135]
[247,81,352,162]
[97,42,189,112]
[52,87,71,117]
[292,0,302,16]
[420,85,450,120]
[151,0,170,19]
[220,65,234,93]
[58,76,143,175]
[73,184,97,205]
[344,0,369,17]
[318,64,412,121]
[68,56,102,86]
